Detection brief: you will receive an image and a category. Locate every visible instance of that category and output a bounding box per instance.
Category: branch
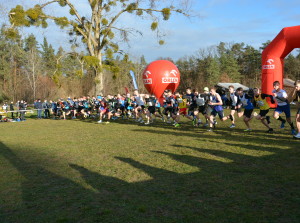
[99,6,189,50]
[40,0,60,9]
[64,0,83,25]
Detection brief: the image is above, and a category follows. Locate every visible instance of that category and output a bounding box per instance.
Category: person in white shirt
[292,80,300,139]
[272,81,296,135]
[133,89,146,124]
[228,85,238,128]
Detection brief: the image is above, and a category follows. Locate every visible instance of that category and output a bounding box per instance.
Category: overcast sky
[1,0,300,62]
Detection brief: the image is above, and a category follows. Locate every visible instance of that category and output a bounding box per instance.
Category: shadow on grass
[130,127,299,147]
[0,141,299,223]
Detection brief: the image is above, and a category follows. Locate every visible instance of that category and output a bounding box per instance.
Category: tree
[41,37,56,76]
[240,45,261,86]
[23,34,42,100]
[217,42,241,82]
[8,0,191,95]
[285,54,300,80]
[205,56,220,86]
[259,40,271,51]
[0,25,24,101]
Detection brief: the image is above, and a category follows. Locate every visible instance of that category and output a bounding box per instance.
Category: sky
[1,0,300,62]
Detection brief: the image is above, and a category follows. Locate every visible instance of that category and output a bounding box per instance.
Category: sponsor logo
[262,59,275,69]
[162,69,179,83]
[143,70,152,84]
[162,77,179,83]
[143,79,152,84]
[170,70,178,76]
[143,70,151,78]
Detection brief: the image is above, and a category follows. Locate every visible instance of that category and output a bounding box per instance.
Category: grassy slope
[0,112,299,223]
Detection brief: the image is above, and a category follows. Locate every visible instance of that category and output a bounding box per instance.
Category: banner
[129,70,138,90]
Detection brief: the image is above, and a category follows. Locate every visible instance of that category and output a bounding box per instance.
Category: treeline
[176,42,300,91]
[1,28,300,103]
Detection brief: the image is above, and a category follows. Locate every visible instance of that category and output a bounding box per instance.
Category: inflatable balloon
[262,25,300,107]
[142,60,180,104]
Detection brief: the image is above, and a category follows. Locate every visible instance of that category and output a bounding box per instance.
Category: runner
[133,89,146,123]
[228,85,238,128]
[192,90,203,126]
[207,88,231,132]
[144,94,154,125]
[236,87,254,131]
[292,80,300,138]
[253,88,274,133]
[272,81,296,135]
[97,97,112,123]
[195,87,210,127]
[185,87,197,125]
[175,92,189,127]
[163,90,177,124]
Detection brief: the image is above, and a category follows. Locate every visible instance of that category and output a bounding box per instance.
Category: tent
[215,83,249,91]
[283,78,295,88]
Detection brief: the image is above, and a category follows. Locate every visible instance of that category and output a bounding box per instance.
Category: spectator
[19,100,26,121]
[36,99,43,119]
[15,101,20,118]
[2,102,8,112]
[43,100,50,118]
[10,102,14,119]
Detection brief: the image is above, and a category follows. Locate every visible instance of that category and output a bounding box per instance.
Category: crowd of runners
[1,80,300,138]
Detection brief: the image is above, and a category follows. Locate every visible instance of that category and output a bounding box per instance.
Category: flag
[129,70,138,90]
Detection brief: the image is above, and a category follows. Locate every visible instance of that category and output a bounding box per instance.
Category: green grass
[0,111,299,223]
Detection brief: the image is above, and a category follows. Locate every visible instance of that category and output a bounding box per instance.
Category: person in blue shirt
[236,87,254,131]
[207,88,231,131]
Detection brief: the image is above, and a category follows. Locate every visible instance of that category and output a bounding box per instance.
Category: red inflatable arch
[261,25,300,107]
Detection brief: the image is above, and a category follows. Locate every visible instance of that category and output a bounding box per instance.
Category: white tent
[216,83,249,91]
[283,78,295,87]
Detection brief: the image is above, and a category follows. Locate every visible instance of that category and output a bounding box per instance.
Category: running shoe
[266,128,273,133]
[244,128,252,132]
[207,128,213,132]
[293,133,300,139]
[174,123,181,128]
[203,123,209,127]
[280,120,286,129]
[140,120,145,123]
[145,121,150,125]
[105,121,110,124]
[291,129,297,136]
[97,120,102,123]
[229,124,236,128]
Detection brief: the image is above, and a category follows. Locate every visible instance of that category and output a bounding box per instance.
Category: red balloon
[142,60,180,103]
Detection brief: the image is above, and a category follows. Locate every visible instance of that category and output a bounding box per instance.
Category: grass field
[0,111,299,223]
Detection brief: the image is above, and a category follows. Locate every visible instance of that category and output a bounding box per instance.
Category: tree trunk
[95,54,104,96]
[95,70,104,96]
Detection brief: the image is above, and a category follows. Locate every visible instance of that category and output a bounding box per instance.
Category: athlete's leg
[230,109,236,124]
[296,113,300,134]
[244,116,251,129]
